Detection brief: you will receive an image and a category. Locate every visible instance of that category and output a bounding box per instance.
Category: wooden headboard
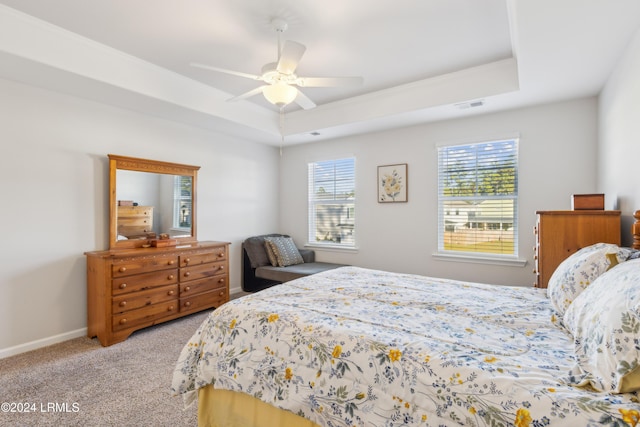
[633,210,640,249]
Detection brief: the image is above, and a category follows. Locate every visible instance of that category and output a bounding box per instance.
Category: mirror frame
[108,154,200,250]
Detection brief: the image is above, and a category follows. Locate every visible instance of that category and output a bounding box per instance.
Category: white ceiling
[0,0,639,145]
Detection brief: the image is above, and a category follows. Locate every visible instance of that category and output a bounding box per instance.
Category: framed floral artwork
[378,163,407,203]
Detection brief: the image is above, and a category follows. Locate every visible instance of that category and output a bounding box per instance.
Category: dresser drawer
[180,289,227,313]
[112,269,178,295]
[112,284,178,314]
[117,206,153,218]
[181,261,225,282]
[112,300,178,332]
[112,255,178,277]
[180,249,226,267]
[118,216,152,227]
[180,276,227,296]
[117,224,154,236]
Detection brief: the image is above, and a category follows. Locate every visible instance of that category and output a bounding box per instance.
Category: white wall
[599,27,640,245]
[280,98,599,286]
[0,78,280,356]
[1,67,621,356]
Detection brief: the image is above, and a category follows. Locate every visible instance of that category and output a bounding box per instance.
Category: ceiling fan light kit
[263,82,298,107]
[191,17,363,110]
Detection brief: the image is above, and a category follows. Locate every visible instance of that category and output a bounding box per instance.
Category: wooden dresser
[86,241,229,346]
[533,210,620,288]
[117,205,154,238]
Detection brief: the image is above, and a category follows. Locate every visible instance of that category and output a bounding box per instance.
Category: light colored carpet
[0,310,213,427]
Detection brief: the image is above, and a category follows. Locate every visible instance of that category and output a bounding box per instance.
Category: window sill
[432,251,528,267]
[304,243,359,254]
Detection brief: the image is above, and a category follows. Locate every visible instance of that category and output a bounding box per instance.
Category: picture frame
[378,163,408,203]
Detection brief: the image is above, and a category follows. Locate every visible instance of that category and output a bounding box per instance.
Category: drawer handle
[119,319,127,325]
[218,278,225,284]
[218,266,224,271]
[119,267,127,273]
[218,253,225,258]
[184,258,191,265]
[168,305,175,311]
[184,286,191,292]
[184,301,192,307]
[119,301,127,307]
[184,272,191,277]
[168,260,175,265]
[168,274,175,280]
[218,291,224,297]
[168,290,175,296]
[119,283,127,289]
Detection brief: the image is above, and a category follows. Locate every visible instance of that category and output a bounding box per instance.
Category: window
[308,158,356,247]
[173,175,192,231]
[437,138,518,257]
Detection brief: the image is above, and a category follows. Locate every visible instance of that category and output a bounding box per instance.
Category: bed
[172,230,640,426]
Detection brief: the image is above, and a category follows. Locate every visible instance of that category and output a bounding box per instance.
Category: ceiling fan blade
[296,76,364,87]
[293,89,316,110]
[277,40,306,75]
[227,86,267,102]
[190,62,262,81]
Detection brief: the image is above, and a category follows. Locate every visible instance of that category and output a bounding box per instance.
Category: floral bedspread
[171,267,640,426]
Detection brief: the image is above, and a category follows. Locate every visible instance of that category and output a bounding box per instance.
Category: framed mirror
[108,154,200,249]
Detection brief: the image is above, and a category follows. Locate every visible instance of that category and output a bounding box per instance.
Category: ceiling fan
[190,18,363,110]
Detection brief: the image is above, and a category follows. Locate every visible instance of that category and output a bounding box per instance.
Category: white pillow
[547,243,630,316]
[563,258,640,393]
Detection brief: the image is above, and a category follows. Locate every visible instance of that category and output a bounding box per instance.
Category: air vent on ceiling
[455,99,485,110]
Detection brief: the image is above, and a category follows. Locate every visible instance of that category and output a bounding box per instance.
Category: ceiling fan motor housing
[271,17,288,33]
[261,62,297,84]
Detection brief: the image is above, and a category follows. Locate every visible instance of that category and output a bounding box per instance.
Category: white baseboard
[1,288,246,360]
[0,327,87,360]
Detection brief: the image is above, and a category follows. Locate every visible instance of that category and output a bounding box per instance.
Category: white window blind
[308,158,356,247]
[173,175,192,230]
[437,139,518,256]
